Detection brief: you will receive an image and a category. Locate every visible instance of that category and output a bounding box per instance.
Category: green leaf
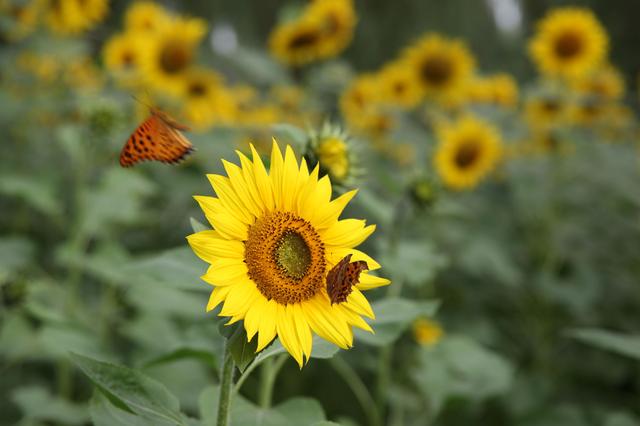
[121,247,205,291]
[12,385,88,425]
[142,348,217,371]
[273,397,326,425]
[227,324,258,372]
[354,298,439,346]
[70,353,187,425]
[90,393,160,426]
[568,328,640,361]
[190,217,209,233]
[381,241,447,287]
[0,236,35,279]
[0,174,61,215]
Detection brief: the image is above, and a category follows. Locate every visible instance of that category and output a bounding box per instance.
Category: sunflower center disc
[245,211,326,305]
[554,31,583,59]
[421,56,452,86]
[454,141,480,169]
[160,43,191,74]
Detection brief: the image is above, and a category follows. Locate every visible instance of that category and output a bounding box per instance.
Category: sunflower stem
[330,355,381,426]
[217,340,235,426]
[258,354,287,409]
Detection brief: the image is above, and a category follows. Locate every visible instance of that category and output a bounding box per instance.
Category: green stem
[330,356,381,426]
[217,341,235,426]
[259,354,287,409]
[376,345,392,423]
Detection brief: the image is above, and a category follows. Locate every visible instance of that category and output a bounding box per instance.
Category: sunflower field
[2,0,640,425]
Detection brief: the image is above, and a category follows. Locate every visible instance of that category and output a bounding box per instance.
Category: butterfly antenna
[130,92,154,112]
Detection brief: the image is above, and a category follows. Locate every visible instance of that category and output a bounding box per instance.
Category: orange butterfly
[119,108,194,167]
[326,254,369,304]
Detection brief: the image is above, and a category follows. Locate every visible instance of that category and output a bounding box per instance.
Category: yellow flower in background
[0,0,40,40]
[103,32,152,87]
[63,57,104,92]
[179,68,238,130]
[139,16,207,93]
[307,123,359,186]
[17,52,59,83]
[124,1,172,34]
[378,62,424,109]
[467,73,519,108]
[529,7,608,78]
[269,18,325,66]
[524,96,567,130]
[435,115,503,190]
[340,74,394,136]
[187,142,389,367]
[44,0,108,35]
[307,0,357,59]
[402,33,475,102]
[412,318,443,346]
[571,65,625,101]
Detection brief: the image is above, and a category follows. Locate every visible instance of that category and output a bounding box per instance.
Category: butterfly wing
[119,113,194,167]
[326,254,369,304]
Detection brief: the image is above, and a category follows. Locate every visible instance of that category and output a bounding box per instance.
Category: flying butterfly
[119,107,194,167]
[326,254,369,305]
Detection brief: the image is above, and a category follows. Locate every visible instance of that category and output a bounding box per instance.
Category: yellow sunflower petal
[357,273,391,290]
[322,220,375,248]
[206,286,230,312]
[187,231,245,262]
[250,144,275,212]
[277,305,304,367]
[194,196,248,240]
[257,300,278,352]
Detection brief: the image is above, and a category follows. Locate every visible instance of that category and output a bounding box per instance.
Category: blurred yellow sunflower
[0,0,41,40]
[187,142,389,367]
[44,0,108,35]
[307,0,357,59]
[124,1,172,34]
[524,96,567,130]
[340,74,394,135]
[179,68,238,130]
[412,318,443,346]
[102,32,152,87]
[528,7,608,78]
[434,116,503,190]
[402,33,475,102]
[139,16,207,94]
[467,73,519,108]
[269,17,326,66]
[571,65,625,101]
[378,62,424,109]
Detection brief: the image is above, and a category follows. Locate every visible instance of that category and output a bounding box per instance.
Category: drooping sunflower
[187,142,389,366]
[306,0,357,59]
[528,7,608,78]
[124,1,172,34]
[102,32,152,87]
[44,0,108,35]
[138,16,207,94]
[434,116,503,191]
[378,61,424,109]
[402,33,475,102]
[178,68,238,130]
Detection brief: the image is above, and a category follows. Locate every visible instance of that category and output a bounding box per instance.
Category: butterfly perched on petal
[326,254,369,304]
[119,107,194,167]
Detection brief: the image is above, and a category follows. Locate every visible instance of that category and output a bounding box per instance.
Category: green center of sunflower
[245,211,326,305]
[421,55,453,86]
[275,231,311,279]
[454,141,480,169]
[554,31,583,59]
[160,43,191,74]
[288,30,320,50]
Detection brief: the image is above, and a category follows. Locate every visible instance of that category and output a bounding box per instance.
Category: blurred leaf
[70,353,187,425]
[39,324,106,359]
[0,174,61,215]
[121,247,205,291]
[568,328,640,361]
[355,298,439,346]
[0,236,35,279]
[223,46,288,86]
[227,324,258,372]
[90,393,160,426]
[142,348,217,371]
[413,335,513,415]
[12,385,88,425]
[190,217,209,233]
[0,312,39,360]
[381,240,447,286]
[605,412,640,426]
[273,397,326,425]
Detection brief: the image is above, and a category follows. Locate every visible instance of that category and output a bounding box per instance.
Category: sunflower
[571,65,625,101]
[44,0,108,35]
[340,74,394,135]
[402,33,475,102]
[102,32,152,87]
[139,16,207,94]
[124,1,172,34]
[306,123,359,186]
[467,73,519,108]
[378,61,424,109]
[528,7,608,78]
[187,142,389,366]
[178,68,238,130]
[412,318,443,346]
[0,0,41,40]
[269,17,326,66]
[524,96,567,130]
[306,0,357,59]
[434,116,503,190]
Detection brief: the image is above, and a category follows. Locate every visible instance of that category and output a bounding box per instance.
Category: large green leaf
[354,298,439,346]
[568,328,640,361]
[70,353,187,425]
[12,385,88,425]
[0,236,34,279]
